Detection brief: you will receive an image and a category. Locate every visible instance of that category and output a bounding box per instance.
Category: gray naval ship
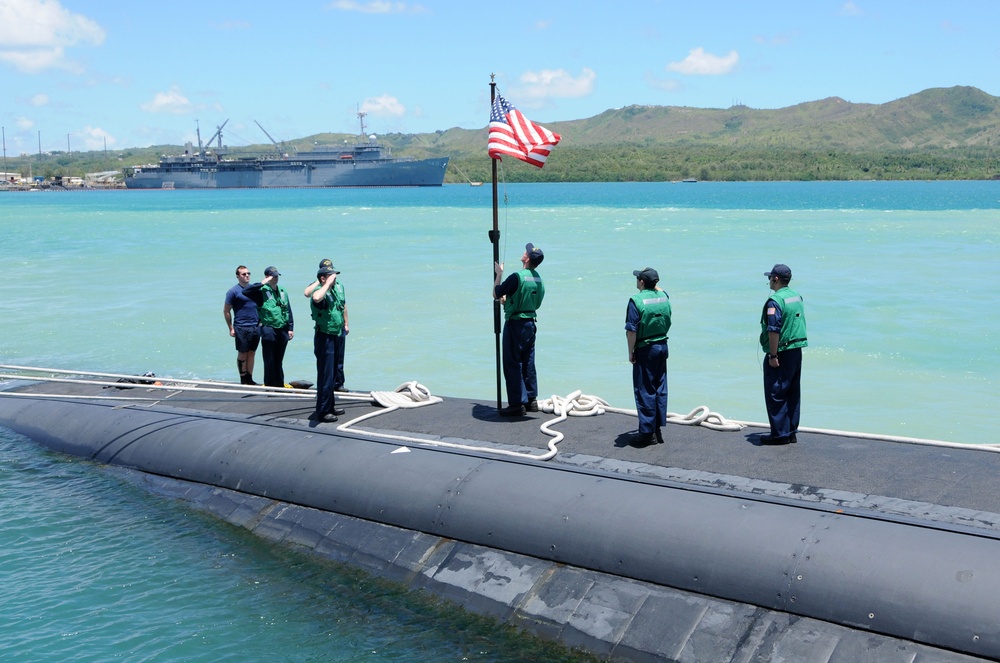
[125,113,448,189]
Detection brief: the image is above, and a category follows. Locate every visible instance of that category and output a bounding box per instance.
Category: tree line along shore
[6,86,1000,185]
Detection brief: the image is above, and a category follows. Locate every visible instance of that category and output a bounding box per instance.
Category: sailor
[223,265,259,385]
[625,267,671,444]
[304,259,349,391]
[760,264,808,444]
[308,262,347,422]
[493,243,545,417]
[242,266,294,388]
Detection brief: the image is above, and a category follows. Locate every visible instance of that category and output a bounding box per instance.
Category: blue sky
[1,0,999,154]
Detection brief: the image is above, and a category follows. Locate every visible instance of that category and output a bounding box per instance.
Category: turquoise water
[3,182,998,442]
[1,181,999,659]
[0,431,587,662]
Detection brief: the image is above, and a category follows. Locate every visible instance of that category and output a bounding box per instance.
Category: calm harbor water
[1,181,998,659]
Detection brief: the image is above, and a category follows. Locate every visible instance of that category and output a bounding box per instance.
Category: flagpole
[489,76,502,412]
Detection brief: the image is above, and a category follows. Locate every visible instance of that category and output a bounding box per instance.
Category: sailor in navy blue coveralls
[626,267,671,445]
[761,264,808,444]
[494,243,545,417]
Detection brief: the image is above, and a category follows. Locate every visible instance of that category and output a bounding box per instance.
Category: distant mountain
[7,86,999,183]
[422,86,1000,181]
[410,85,1000,154]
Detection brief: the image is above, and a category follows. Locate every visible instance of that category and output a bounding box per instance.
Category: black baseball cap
[764,264,792,279]
[633,267,659,284]
[318,258,340,276]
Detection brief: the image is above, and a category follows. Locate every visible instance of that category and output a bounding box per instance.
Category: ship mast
[203,120,229,152]
[357,110,367,139]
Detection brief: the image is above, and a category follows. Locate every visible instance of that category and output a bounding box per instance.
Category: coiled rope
[532,393,744,432]
[333,386,744,462]
[4,364,994,456]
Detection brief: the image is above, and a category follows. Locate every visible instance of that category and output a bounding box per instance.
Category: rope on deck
[336,387,744,462]
[4,364,995,455]
[534,393,744,432]
[338,382,572,462]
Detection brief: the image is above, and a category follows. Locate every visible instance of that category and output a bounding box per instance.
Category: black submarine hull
[0,390,996,662]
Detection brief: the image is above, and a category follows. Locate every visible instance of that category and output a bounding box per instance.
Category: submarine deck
[8,378,1000,536]
[6,377,1000,661]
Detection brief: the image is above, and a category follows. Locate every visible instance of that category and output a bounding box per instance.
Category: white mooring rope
[3,364,995,457]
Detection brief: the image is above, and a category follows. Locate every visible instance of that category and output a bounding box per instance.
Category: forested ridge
[7,86,1000,182]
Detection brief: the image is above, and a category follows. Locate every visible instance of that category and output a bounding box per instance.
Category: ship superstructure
[125,113,448,189]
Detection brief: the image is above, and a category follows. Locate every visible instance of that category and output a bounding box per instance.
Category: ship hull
[125,156,449,189]
[3,381,1000,662]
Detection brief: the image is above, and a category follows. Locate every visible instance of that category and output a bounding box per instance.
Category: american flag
[488,93,561,168]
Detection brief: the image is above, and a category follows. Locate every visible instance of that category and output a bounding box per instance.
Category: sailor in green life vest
[625,267,671,445]
[760,263,808,444]
[242,266,294,388]
[308,262,347,423]
[304,258,350,392]
[493,242,545,417]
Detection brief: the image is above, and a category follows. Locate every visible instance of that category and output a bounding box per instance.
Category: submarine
[1,366,998,662]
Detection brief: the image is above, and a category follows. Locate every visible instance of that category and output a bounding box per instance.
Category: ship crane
[254,121,288,157]
[202,120,229,153]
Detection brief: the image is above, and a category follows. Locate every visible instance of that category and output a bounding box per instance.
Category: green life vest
[310,281,346,335]
[503,269,545,321]
[258,284,290,329]
[630,289,672,350]
[759,286,808,352]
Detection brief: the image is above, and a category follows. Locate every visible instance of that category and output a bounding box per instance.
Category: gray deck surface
[8,378,1000,534]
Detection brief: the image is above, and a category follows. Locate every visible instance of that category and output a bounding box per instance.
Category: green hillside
[5,86,1000,183]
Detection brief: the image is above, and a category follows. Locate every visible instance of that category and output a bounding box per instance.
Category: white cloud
[79,125,115,150]
[753,33,792,46]
[140,86,195,115]
[513,68,596,104]
[840,1,863,16]
[647,75,683,92]
[30,92,48,106]
[940,19,962,34]
[16,116,34,129]
[327,1,427,13]
[360,94,406,117]
[215,20,252,30]
[0,0,104,73]
[667,47,739,76]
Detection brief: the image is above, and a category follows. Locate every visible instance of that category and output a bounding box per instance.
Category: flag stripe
[487,93,561,169]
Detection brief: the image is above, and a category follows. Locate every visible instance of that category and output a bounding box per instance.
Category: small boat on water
[451,163,483,186]
[125,112,449,189]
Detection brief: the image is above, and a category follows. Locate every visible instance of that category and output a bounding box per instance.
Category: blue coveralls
[495,271,542,407]
[762,299,803,440]
[310,285,344,418]
[626,298,669,434]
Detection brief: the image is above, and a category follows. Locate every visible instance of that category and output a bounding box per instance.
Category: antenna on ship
[196,119,203,154]
[357,107,367,138]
